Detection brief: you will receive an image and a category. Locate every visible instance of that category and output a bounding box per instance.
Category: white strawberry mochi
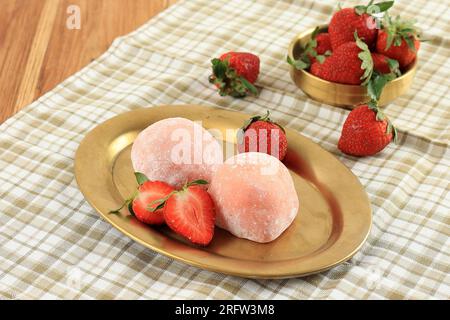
[209,152,299,243]
[131,117,223,188]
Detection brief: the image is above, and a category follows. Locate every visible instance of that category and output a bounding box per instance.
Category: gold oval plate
[75,105,372,279]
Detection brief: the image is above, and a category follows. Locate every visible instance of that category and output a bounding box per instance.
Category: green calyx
[287,27,330,70]
[354,0,394,15]
[240,110,285,133]
[382,13,420,51]
[367,100,398,143]
[209,58,258,98]
[109,172,149,215]
[355,32,374,86]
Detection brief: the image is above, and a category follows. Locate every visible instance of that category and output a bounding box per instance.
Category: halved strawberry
[132,181,175,225]
[109,172,175,225]
[163,182,215,246]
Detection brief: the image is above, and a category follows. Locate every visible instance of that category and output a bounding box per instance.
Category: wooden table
[0,0,176,123]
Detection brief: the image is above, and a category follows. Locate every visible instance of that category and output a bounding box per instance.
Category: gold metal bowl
[288,25,417,108]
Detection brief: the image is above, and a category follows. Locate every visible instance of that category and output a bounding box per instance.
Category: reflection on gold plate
[74,105,371,279]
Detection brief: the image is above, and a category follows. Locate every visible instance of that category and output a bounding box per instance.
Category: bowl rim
[287,24,417,88]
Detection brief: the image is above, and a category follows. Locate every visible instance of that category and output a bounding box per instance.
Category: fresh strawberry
[315,33,332,57]
[237,111,288,161]
[338,104,397,156]
[131,181,175,225]
[162,181,215,246]
[209,52,259,97]
[376,15,421,68]
[287,27,332,70]
[329,1,394,50]
[310,33,373,85]
[109,172,175,225]
[371,52,396,74]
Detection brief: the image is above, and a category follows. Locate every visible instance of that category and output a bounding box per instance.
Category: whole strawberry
[315,33,332,57]
[237,111,288,161]
[328,1,393,50]
[287,27,332,70]
[310,33,373,85]
[338,104,397,156]
[376,15,421,68]
[209,52,259,97]
[371,52,400,75]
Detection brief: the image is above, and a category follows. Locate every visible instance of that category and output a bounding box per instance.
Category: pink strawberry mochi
[131,117,223,189]
[208,152,299,243]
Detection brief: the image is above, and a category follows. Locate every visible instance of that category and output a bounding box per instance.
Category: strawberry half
[162,181,215,246]
[109,172,175,225]
[209,52,259,97]
[132,181,175,225]
[237,111,288,161]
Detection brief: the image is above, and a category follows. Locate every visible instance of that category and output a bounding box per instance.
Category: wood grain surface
[0,0,177,123]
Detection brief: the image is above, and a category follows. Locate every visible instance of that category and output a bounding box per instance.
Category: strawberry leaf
[109,197,133,215]
[404,36,416,51]
[355,1,393,15]
[187,179,209,187]
[315,55,325,64]
[211,58,227,79]
[355,32,374,86]
[134,172,149,185]
[240,77,259,96]
[387,58,401,76]
[287,56,309,70]
[367,73,389,101]
[371,1,394,12]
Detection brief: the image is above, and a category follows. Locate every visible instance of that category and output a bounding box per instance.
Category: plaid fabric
[1,0,449,299]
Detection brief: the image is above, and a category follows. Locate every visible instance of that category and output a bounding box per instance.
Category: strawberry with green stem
[376,13,421,68]
[338,101,398,157]
[329,1,394,50]
[237,110,288,161]
[287,27,332,70]
[209,52,259,98]
[310,32,374,85]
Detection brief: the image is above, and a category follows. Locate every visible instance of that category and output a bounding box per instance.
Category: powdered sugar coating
[209,152,299,243]
[131,118,223,188]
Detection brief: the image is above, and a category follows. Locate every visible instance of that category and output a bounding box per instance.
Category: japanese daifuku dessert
[209,152,299,243]
[131,117,223,188]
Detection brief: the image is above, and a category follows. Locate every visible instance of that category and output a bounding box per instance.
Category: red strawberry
[310,34,373,85]
[371,52,391,74]
[287,27,332,70]
[237,111,288,161]
[315,33,332,56]
[338,104,397,157]
[109,172,175,225]
[132,181,175,225]
[371,52,401,76]
[329,10,372,50]
[209,52,260,97]
[163,182,215,246]
[376,14,421,68]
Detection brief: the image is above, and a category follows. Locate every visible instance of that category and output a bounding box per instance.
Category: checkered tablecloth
[0,0,449,299]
